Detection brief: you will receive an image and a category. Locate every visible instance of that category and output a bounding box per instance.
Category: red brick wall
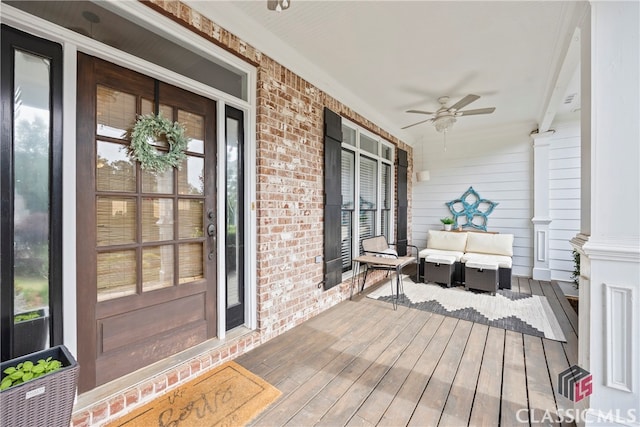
[72,1,412,424]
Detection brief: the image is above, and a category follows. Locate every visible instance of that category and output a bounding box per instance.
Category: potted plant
[440,217,455,231]
[0,345,79,427]
[13,308,48,358]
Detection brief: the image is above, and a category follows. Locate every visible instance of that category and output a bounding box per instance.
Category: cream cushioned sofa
[419,229,513,289]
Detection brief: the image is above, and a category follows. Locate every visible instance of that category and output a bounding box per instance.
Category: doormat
[367,277,566,342]
[107,361,281,427]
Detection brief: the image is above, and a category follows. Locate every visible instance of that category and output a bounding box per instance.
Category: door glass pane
[97,197,137,246]
[97,85,136,139]
[141,98,173,120]
[179,243,203,284]
[178,156,204,195]
[178,199,203,239]
[142,198,174,242]
[226,117,241,307]
[178,110,205,154]
[97,250,136,301]
[96,141,136,192]
[141,168,173,194]
[140,99,173,150]
[142,246,174,292]
[13,50,51,351]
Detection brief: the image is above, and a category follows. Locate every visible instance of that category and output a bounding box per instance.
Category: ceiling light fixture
[433,114,456,133]
[267,0,290,12]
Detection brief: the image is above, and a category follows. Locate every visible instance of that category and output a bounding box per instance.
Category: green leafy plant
[14,310,42,323]
[128,113,189,173]
[570,249,580,289]
[0,357,62,390]
[440,217,455,225]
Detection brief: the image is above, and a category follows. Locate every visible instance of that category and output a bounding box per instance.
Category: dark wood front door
[76,54,217,392]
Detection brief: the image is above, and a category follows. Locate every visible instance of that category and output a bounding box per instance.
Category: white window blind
[339,123,393,272]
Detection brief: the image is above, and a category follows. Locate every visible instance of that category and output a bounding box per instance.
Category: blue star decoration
[446,187,498,231]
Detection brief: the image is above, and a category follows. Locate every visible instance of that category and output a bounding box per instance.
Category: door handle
[207,223,215,237]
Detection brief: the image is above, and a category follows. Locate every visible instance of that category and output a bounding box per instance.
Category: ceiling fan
[402,94,496,132]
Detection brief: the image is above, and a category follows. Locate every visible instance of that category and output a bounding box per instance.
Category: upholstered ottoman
[464,261,499,295]
[424,254,456,287]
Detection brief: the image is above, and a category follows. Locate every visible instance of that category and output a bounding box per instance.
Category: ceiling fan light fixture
[434,115,456,133]
[268,0,290,12]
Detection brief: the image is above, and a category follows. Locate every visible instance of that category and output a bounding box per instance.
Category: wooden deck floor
[237,277,579,427]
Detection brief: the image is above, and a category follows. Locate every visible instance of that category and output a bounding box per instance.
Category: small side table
[350,255,415,310]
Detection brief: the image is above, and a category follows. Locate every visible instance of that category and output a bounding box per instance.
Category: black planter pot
[13,309,48,358]
[0,345,79,427]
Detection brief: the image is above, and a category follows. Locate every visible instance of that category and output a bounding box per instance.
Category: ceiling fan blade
[449,94,480,111]
[401,118,433,129]
[459,107,496,116]
[406,109,435,115]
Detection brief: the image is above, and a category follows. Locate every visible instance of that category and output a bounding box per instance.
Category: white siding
[412,123,534,277]
[548,122,581,281]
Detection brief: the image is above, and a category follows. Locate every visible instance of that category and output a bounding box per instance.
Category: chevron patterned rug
[368,277,566,342]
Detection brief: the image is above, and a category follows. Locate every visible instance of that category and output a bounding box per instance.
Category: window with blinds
[340,123,394,273]
[341,151,355,271]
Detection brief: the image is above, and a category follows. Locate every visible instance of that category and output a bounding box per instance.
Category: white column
[574,2,640,426]
[531,131,553,280]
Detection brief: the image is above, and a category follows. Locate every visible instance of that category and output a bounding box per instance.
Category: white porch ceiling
[190,0,584,144]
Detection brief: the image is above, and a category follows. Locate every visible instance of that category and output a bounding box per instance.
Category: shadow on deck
[237,276,579,426]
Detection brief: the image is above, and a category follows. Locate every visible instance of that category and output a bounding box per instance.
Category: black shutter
[323,108,342,290]
[396,149,408,256]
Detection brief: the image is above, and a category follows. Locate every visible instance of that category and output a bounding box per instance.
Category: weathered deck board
[262,301,389,390]
[406,320,473,426]
[438,322,488,426]
[467,326,505,427]
[284,307,422,426]
[350,314,444,425]
[377,315,458,426]
[249,303,412,425]
[500,330,529,426]
[550,280,579,333]
[543,339,576,427]
[524,334,560,426]
[317,309,434,426]
[528,277,545,296]
[517,276,532,294]
[539,280,579,366]
[239,276,578,427]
